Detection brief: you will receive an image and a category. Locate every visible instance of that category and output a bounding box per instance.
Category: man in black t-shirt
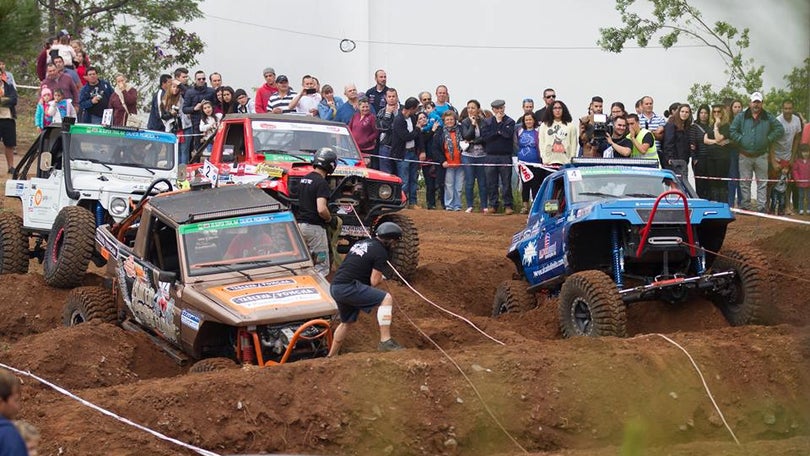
[296,148,336,277]
[327,222,404,357]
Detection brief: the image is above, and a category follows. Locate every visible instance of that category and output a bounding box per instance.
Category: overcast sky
[186,0,809,116]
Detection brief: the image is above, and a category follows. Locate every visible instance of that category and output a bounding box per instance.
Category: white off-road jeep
[0,120,179,288]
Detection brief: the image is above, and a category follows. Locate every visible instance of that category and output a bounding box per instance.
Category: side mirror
[158,270,178,283]
[543,200,559,214]
[40,152,53,171]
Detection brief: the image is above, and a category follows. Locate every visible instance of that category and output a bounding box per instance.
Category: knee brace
[377,304,392,326]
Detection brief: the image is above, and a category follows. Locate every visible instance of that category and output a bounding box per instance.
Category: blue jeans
[443,166,464,210]
[484,155,514,210]
[739,154,768,211]
[463,155,488,209]
[397,149,419,205]
[727,149,742,207]
[379,144,395,175]
[180,127,192,164]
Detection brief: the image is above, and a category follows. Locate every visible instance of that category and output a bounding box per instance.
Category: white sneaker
[465,207,473,213]
[800,210,805,215]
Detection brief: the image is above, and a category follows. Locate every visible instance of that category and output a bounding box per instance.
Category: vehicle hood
[189,274,337,325]
[71,170,175,193]
[568,197,735,225]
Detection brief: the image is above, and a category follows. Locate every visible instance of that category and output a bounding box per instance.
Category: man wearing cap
[267,75,297,114]
[255,67,278,114]
[481,99,516,214]
[234,89,255,114]
[391,97,426,207]
[730,91,785,212]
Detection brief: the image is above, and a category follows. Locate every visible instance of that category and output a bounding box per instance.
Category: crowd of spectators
[5,42,810,214]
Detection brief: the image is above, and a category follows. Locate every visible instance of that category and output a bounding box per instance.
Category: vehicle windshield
[251,120,360,161]
[69,126,176,170]
[569,170,685,203]
[180,212,310,276]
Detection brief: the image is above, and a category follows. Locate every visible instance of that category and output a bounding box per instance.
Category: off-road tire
[710,246,770,326]
[375,213,419,281]
[492,280,537,316]
[189,357,239,374]
[44,206,96,288]
[0,212,29,274]
[63,286,118,326]
[559,270,627,338]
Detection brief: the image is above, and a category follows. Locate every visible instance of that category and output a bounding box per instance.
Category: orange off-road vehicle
[63,183,337,371]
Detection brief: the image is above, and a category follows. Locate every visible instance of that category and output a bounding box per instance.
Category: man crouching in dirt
[327,222,404,356]
[0,369,28,455]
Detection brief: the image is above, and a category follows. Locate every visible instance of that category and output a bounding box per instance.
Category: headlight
[109,197,128,216]
[378,184,393,200]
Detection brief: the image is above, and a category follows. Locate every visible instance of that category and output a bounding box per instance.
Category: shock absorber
[95,202,104,227]
[611,225,624,289]
[239,329,255,364]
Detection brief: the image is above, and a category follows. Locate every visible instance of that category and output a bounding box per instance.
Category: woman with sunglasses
[703,104,732,203]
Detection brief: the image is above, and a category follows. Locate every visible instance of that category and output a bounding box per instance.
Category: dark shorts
[330,280,387,323]
[0,119,16,148]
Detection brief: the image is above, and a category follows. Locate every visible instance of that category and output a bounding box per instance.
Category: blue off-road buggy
[493,158,770,338]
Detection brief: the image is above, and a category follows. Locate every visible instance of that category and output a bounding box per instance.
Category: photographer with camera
[289,75,322,116]
[579,96,604,157]
[78,67,113,124]
[598,115,633,158]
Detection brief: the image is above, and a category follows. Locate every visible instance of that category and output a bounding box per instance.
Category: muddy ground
[0,188,808,455]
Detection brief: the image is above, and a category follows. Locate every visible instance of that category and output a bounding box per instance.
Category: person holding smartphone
[289,74,322,116]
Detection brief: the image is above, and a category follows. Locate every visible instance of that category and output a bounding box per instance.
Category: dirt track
[0,199,809,455]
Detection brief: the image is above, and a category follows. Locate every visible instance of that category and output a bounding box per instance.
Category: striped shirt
[267,90,297,113]
[640,112,667,150]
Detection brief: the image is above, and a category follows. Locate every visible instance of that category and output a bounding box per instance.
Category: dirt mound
[1,209,809,455]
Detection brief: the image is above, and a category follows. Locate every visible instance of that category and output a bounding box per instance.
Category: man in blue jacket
[78,67,113,124]
[730,91,785,212]
[481,99,516,214]
[0,369,28,455]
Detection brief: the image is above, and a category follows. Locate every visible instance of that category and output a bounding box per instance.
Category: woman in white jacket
[539,99,578,166]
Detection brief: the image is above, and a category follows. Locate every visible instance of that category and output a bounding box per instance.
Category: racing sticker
[116,252,179,342]
[566,169,583,182]
[181,309,201,331]
[207,275,331,314]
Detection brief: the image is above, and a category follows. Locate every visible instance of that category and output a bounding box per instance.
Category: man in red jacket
[254,67,278,114]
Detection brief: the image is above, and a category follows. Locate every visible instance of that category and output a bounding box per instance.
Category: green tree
[597,0,763,95]
[38,0,205,93]
[0,0,42,77]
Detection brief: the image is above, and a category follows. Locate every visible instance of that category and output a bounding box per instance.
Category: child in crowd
[792,144,810,215]
[14,420,40,456]
[769,161,790,216]
[0,369,27,454]
[35,88,53,130]
[198,100,222,156]
[424,101,440,129]
[47,88,75,124]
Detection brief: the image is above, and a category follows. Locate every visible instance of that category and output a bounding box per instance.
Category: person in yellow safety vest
[626,113,659,166]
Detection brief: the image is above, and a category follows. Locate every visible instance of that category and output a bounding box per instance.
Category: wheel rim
[51,227,65,263]
[69,309,86,325]
[572,297,592,334]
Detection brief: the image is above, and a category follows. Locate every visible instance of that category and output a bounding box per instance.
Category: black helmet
[375,222,402,240]
[312,147,338,174]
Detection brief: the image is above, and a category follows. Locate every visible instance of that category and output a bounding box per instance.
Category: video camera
[590,114,613,148]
